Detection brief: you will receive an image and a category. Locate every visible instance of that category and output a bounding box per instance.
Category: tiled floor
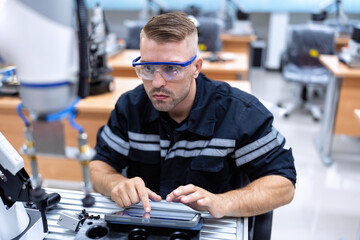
[249,68,360,240]
[43,68,360,240]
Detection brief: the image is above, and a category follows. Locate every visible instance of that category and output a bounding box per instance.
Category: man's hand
[166,184,229,218]
[111,176,162,213]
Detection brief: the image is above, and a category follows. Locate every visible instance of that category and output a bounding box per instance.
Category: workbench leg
[315,75,342,166]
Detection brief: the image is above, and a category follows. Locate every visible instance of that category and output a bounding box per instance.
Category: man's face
[139,37,201,114]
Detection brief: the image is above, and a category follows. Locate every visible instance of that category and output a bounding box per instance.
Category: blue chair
[278,24,336,121]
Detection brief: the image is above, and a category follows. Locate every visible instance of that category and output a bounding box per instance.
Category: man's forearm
[89,160,127,196]
[222,175,295,217]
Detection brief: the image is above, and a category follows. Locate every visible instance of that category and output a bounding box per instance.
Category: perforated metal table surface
[44,188,247,240]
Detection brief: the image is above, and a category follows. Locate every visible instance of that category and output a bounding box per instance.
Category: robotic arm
[0,132,61,239]
[88,4,115,95]
[139,0,167,21]
[0,132,34,239]
[317,0,348,25]
[0,0,95,237]
[220,0,253,35]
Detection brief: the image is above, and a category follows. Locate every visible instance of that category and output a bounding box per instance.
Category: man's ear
[193,57,203,79]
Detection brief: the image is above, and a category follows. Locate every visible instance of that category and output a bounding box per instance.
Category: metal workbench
[44,188,247,240]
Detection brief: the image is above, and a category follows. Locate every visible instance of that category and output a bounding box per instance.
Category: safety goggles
[132,55,197,81]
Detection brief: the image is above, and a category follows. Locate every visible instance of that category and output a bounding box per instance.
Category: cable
[16,103,29,127]
[45,97,84,133]
[68,110,84,133]
[17,97,84,133]
[76,0,90,98]
[45,97,81,122]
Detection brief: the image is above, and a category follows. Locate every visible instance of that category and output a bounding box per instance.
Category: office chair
[196,16,224,63]
[124,20,146,49]
[196,16,223,53]
[278,24,335,121]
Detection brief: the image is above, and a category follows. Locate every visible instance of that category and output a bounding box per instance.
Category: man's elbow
[283,179,296,205]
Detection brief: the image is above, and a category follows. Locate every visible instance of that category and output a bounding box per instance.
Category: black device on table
[105,207,201,229]
[75,207,203,240]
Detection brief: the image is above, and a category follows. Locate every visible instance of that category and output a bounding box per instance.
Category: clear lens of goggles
[134,65,186,81]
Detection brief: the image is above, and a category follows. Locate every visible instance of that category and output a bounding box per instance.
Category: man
[89,12,296,218]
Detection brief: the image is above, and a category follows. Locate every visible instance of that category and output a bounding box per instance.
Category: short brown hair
[141,12,198,43]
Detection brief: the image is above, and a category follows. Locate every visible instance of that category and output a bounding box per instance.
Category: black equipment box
[75,218,203,240]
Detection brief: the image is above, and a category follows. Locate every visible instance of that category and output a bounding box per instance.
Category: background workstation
[1,0,360,239]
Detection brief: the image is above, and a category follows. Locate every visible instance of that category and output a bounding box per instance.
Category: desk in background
[220,34,257,55]
[108,49,249,80]
[355,109,360,123]
[335,35,351,53]
[0,78,251,181]
[316,55,360,165]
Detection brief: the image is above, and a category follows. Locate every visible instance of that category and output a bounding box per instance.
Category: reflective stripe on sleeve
[101,125,130,156]
[233,127,285,166]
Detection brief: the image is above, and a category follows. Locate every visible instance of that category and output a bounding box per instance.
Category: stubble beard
[148,76,192,113]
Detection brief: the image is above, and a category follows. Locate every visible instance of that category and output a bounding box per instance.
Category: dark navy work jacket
[94,73,296,198]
